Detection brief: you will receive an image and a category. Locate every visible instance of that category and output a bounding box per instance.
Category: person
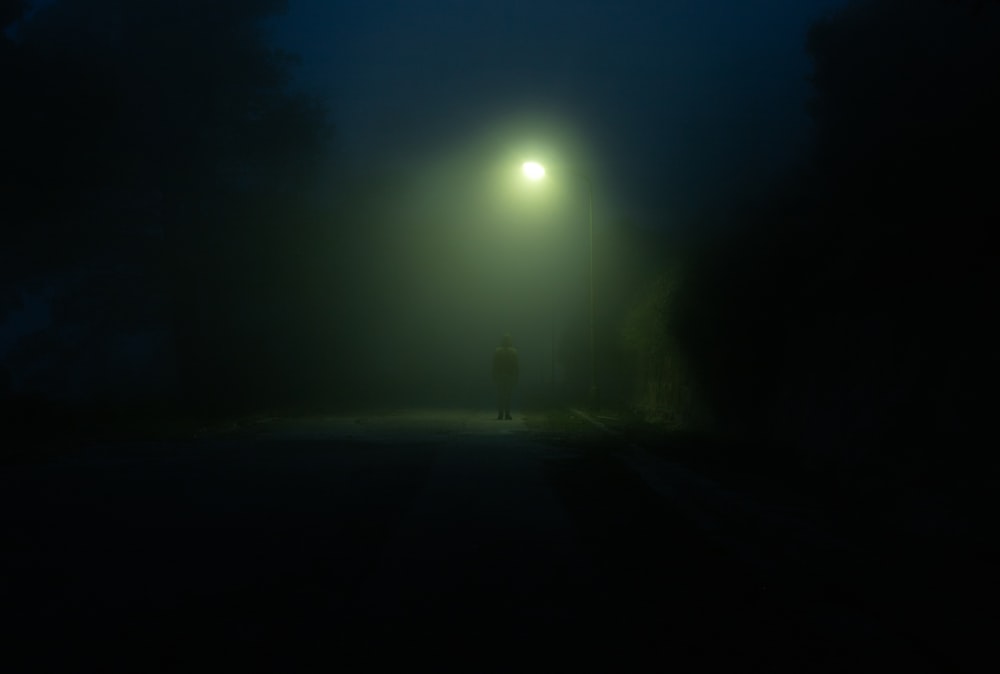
[492,334,519,420]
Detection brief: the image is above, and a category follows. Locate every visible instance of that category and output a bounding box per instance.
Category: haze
[1,0,995,453]
[2,1,997,668]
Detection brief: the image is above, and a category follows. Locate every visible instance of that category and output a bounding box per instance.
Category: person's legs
[501,384,512,420]
[496,386,504,419]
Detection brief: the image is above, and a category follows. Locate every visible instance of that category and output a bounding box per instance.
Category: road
[2,408,939,671]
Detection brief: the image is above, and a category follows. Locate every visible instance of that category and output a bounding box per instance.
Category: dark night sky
[270,0,850,227]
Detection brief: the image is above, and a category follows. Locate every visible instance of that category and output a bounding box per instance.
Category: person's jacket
[492,346,519,385]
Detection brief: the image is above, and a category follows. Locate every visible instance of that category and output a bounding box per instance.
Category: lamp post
[522,161,598,409]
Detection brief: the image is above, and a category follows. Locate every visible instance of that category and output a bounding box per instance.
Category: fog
[320,112,627,407]
[4,6,998,670]
[2,0,998,459]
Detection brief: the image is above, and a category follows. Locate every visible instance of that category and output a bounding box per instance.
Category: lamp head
[522,161,545,181]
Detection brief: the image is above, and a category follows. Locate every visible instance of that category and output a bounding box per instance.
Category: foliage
[672,0,999,462]
[0,0,332,408]
[620,274,673,359]
[618,271,692,424]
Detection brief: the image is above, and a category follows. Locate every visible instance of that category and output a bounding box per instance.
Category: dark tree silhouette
[1,0,332,411]
[671,0,998,471]
[0,0,26,30]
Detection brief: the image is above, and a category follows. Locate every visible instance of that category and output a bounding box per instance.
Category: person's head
[501,334,512,347]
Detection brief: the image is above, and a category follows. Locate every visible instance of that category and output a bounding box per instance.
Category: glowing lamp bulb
[522,161,546,181]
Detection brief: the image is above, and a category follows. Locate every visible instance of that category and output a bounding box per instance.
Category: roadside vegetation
[587,0,997,548]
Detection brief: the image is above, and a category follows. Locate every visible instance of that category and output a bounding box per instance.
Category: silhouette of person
[492,334,519,420]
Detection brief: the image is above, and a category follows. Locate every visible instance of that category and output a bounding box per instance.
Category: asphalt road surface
[2,409,945,671]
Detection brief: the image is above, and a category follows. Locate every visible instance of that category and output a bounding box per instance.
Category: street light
[522,161,546,181]
[521,161,598,409]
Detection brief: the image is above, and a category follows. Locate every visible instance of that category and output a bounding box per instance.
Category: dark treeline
[1,0,345,426]
[645,0,998,509]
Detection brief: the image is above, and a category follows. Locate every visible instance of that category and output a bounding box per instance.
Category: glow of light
[522,161,546,181]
